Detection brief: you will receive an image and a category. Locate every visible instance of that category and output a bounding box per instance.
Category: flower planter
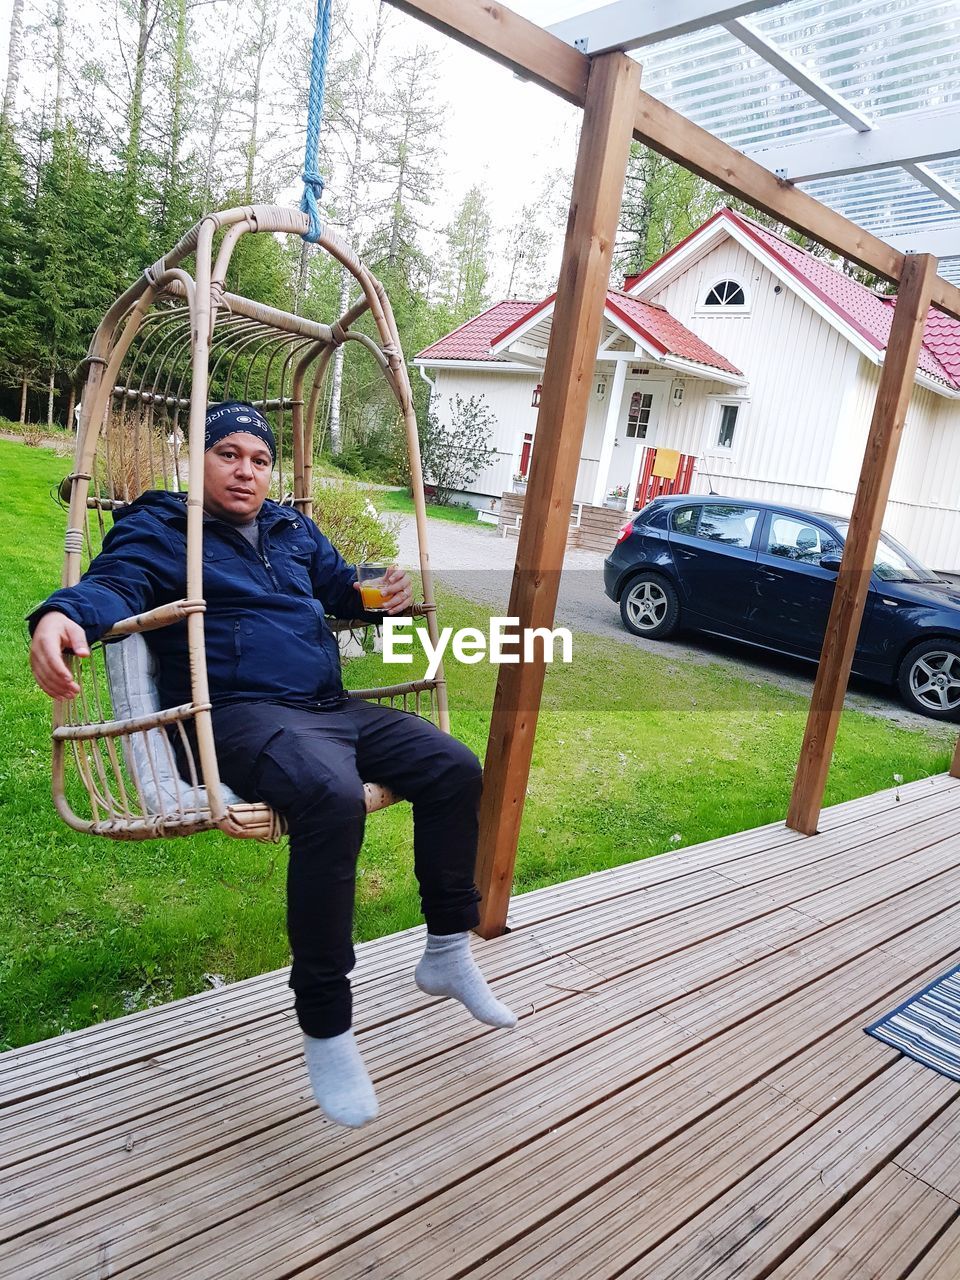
[512,481,527,495]
[604,496,627,510]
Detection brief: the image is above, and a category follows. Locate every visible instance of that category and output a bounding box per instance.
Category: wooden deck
[5,773,960,1278]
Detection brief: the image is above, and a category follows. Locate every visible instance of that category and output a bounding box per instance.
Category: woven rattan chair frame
[53,205,447,841]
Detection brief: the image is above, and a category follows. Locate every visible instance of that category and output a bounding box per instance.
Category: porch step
[498,492,628,553]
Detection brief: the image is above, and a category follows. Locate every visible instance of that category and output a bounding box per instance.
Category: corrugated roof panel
[628,0,960,277]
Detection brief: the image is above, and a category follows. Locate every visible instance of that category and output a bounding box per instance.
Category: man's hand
[354,566,415,616]
[30,611,90,700]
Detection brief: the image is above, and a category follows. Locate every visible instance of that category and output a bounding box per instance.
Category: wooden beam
[384,0,960,322]
[473,51,642,937]
[786,253,939,836]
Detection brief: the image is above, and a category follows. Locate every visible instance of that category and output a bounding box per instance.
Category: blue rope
[301,0,332,243]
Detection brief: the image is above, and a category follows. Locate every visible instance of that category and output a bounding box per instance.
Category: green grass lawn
[0,437,952,1049]
[372,486,490,526]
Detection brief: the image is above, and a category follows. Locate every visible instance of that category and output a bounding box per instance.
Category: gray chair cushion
[103,633,246,817]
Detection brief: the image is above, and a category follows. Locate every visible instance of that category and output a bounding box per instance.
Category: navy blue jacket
[31,491,370,708]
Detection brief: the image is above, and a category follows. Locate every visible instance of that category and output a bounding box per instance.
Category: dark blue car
[603,494,960,720]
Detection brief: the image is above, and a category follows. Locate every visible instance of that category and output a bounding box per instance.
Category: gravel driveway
[390,511,955,737]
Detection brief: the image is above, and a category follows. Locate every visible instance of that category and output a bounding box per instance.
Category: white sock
[302,1029,379,1128]
[414,932,518,1029]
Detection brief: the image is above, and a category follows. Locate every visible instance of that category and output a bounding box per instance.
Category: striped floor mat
[867,962,960,1081]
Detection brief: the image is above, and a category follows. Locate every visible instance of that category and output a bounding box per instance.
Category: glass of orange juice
[357,563,390,610]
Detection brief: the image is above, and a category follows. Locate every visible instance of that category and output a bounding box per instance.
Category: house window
[717,404,739,448]
[703,279,746,307]
[626,391,653,439]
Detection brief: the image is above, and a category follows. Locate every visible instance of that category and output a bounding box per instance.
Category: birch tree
[2,0,25,127]
[239,0,277,202]
[124,0,163,192]
[322,3,389,454]
[53,0,67,130]
[616,143,718,278]
[504,201,550,299]
[159,0,190,239]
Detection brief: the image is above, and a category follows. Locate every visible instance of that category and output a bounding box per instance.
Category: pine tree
[31,128,129,424]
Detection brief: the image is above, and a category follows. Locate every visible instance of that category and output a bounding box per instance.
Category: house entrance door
[606,379,667,499]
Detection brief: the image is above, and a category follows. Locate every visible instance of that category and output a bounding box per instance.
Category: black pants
[211,697,482,1037]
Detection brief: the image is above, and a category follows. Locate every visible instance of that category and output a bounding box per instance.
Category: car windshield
[833,521,941,583]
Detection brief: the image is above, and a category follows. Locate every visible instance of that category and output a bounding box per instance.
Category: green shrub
[418,394,498,505]
[326,443,368,478]
[311,479,400,564]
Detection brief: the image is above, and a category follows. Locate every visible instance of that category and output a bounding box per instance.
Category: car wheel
[897,640,960,720]
[619,573,680,639]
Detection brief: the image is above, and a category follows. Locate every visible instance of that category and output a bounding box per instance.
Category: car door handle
[759,568,783,580]
[676,548,698,559]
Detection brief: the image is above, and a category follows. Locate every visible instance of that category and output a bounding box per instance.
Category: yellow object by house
[652,448,681,481]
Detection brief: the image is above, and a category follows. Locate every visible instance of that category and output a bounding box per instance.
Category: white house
[414,208,960,571]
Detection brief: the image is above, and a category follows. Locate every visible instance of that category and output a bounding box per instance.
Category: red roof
[628,208,960,392]
[917,301,960,386]
[606,292,742,376]
[414,301,538,361]
[417,290,741,378]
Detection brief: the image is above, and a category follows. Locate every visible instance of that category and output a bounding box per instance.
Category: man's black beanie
[204,402,277,461]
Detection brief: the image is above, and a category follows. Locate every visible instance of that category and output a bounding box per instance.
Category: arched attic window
[703,279,746,308]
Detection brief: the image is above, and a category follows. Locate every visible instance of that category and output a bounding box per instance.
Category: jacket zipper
[258,540,280,590]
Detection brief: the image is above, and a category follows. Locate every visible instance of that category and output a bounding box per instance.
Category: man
[29,401,516,1129]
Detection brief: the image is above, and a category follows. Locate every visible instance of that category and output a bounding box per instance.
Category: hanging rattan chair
[52,204,446,841]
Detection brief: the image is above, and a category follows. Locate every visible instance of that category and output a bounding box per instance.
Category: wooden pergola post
[473,51,642,937]
[786,252,939,835]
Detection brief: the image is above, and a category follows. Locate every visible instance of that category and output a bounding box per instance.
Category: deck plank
[764,1165,958,1279]
[902,1213,960,1280]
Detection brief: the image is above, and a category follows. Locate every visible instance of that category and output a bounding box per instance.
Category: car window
[766,515,842,564]
[833,520,940,583]
[671,505,700,535]
[642,504,669,529]
[696,504,759,548]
